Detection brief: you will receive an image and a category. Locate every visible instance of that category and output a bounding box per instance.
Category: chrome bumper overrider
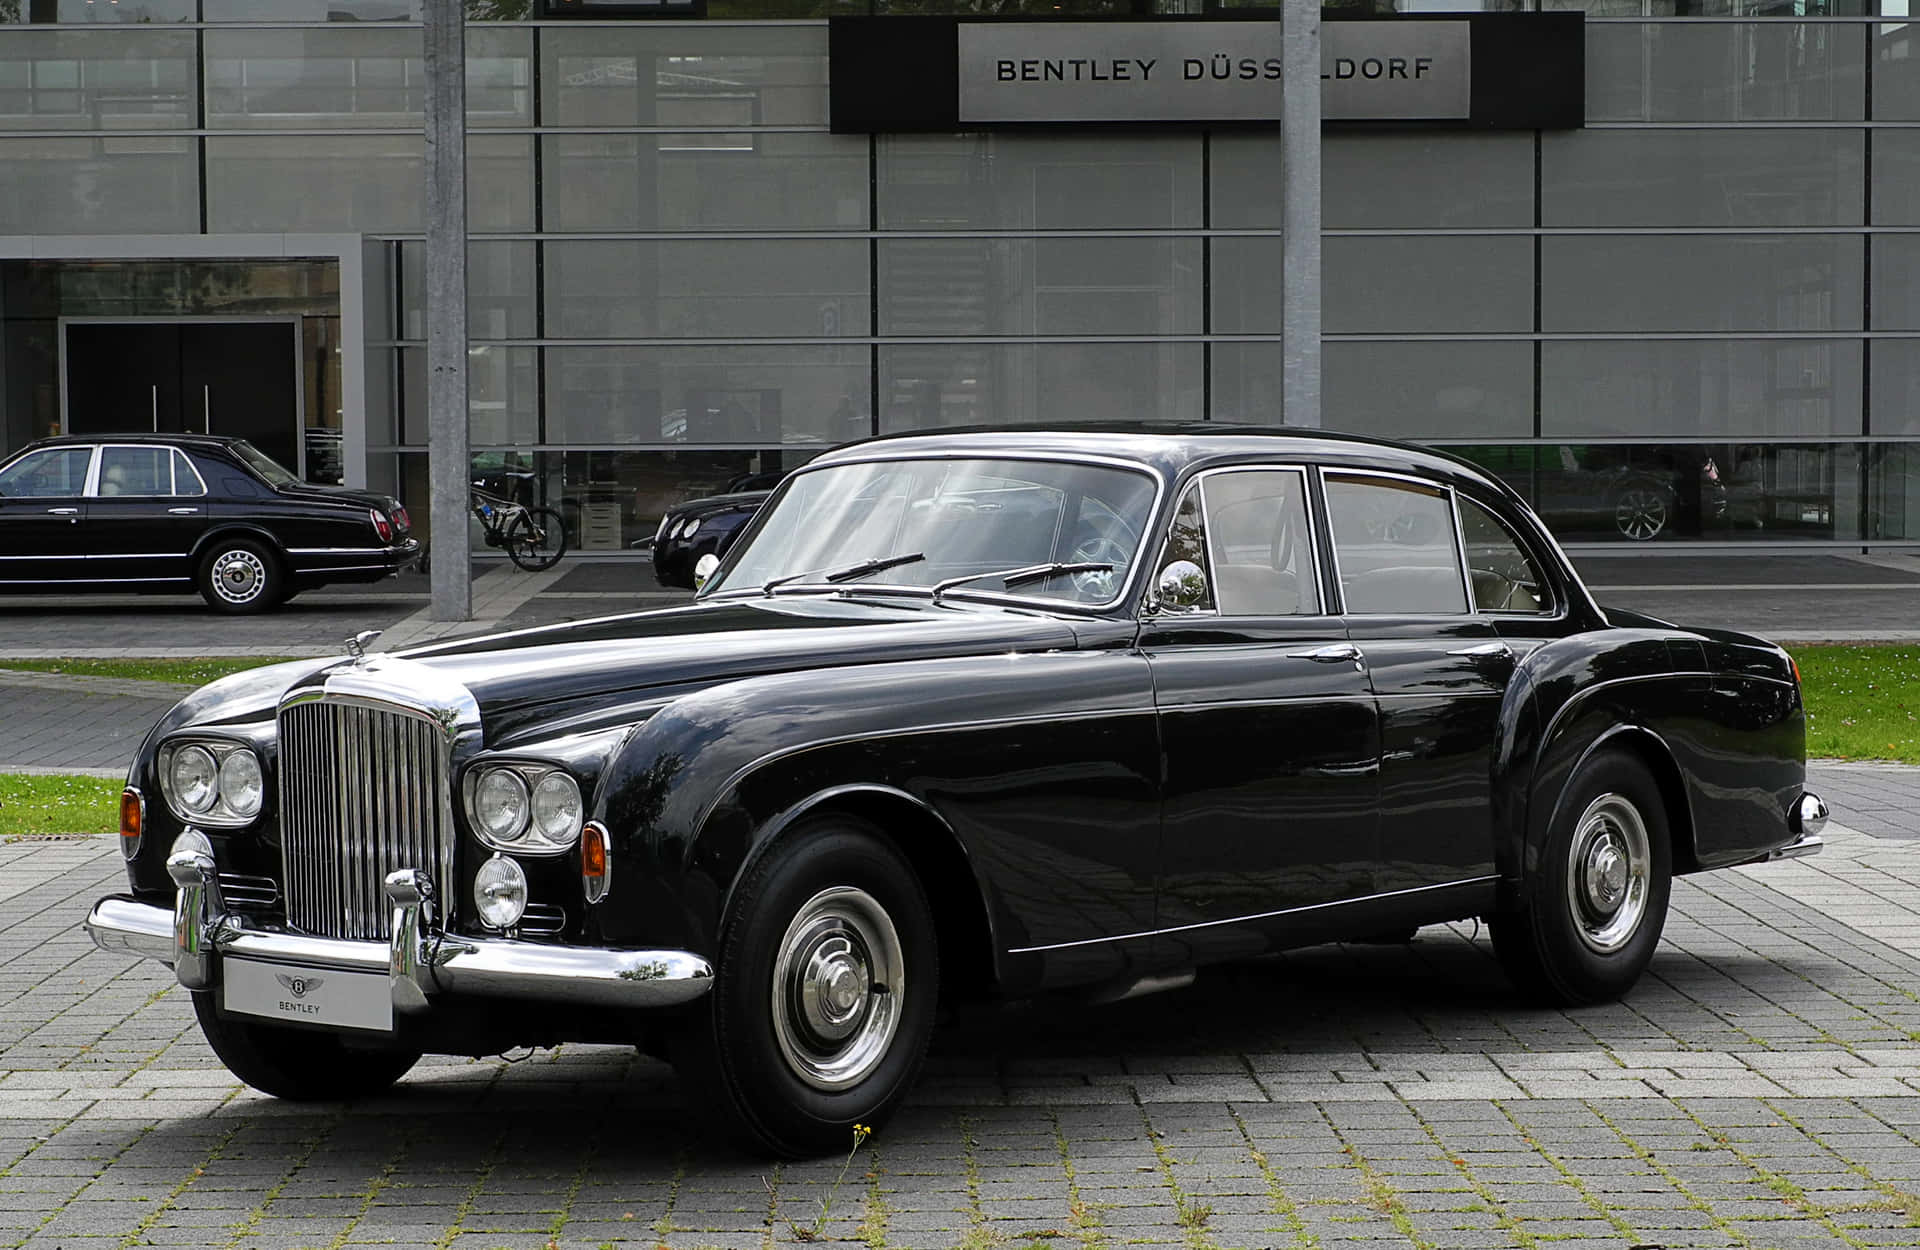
[83,857,713,1017]
[1769,792,1829,861]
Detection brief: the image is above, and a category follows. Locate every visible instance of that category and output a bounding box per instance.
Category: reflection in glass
[1316,131,1532,230]
[881,342,1202,433]
[1286,341,1531,439]
[203,27,529,129]
[547,239,869,340]
[542,132,868,233]
[547,345,869,447]
[1542,128,1864,228]
[0,29,195,129]
[543,25,828,128]
[879,238,1201,337]
[1541,340,1861,438]
[1541,234,1862,333]
[0,139,196,233]
[207,132,531,233]
[400,346,538,448]
[400,240,537,341]
[1585,22,1865,122]
[878,133,1202,231]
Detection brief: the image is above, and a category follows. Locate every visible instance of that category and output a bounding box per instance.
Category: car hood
[366,596,1086,727]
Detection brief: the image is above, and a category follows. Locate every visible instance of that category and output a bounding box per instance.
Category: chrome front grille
[277,698,455,941]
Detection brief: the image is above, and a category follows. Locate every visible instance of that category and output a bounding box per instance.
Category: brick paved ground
[1,812,1918,1250]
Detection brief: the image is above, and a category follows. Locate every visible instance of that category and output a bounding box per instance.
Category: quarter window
[1152,486,1215,613]
[1201,470,1320,616]
[0,446,92,498]
[1324,473,1469,615]
[1460,496,1549,614]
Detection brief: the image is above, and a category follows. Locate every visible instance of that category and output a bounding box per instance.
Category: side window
[171,450,208,498]
[1460,496,1549,613]
[1325,473,1468,615]
[1202,470,1320,616]
[0,446,92,498]
[1152,486,1215,613]
[97,447,172,497]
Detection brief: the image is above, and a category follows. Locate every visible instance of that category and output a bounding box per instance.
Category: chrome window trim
[1144,480,1216,617]
[703,450,1166,615]
[93,444,212,500]
[1190,464,1325,620]
[1317,465,1473,618]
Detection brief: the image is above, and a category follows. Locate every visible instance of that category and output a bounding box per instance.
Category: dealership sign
[830,15,1583,133]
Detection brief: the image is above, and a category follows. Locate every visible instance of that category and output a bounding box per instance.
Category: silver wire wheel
[1614,488,1669,541]
[769,886,904,1092]
[1564,792,1652,954]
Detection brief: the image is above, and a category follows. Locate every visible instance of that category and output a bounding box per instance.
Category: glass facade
[0,2,1915,549]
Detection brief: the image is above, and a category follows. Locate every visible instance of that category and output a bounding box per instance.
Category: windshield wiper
[760,551,926,597]
[930,561,1113,603]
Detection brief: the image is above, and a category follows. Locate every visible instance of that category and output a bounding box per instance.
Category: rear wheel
[674,817,938,1157]
[1490,750,1672,1006]
[197,538,282,614]
[190,991,419,1100]
[504,505,567,571]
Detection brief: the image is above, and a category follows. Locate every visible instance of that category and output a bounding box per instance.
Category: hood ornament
[345,630,383,664]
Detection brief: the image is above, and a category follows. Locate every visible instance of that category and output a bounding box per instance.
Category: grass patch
[1792,644,1920,764]
[0,774,120,838]
[0,655,306,687]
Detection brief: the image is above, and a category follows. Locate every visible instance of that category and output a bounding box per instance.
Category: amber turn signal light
[119,788,144,861]
[580,820,611,904]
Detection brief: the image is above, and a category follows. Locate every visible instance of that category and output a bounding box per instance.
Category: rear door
[0,445,96,584]
[84,445,213,586]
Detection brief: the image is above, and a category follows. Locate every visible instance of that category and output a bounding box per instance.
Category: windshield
[709,456,1158,606]
[231,441,299,489]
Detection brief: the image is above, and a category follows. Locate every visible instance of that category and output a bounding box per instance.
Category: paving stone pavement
[2,817,1920,1249]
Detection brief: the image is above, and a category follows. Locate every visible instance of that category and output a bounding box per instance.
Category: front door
[65,322,300,474]
[1145,470,1381,965]
[0,444,96,584]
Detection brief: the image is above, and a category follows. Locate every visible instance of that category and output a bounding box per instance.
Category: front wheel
[190,992,420,1100]
[504,505,567,571]
[1490,750,1672,1006]
[673,817,939,1157]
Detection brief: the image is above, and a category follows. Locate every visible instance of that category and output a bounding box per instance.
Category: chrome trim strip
[0,576,192,585]
[1768,832,1824,861]
[285,546,409,555]
[1007,876,1501,954]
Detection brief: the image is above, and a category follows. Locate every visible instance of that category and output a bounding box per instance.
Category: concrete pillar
[424,0,471,620]
[1280,0,1322,429]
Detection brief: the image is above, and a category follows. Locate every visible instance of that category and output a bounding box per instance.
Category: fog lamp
[473,854,528,930]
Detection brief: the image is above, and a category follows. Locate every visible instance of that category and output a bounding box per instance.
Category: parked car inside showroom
[642,472,786,589]
[86,427,1823,1156]
[0,433,418,612]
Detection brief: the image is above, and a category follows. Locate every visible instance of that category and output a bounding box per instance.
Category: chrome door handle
[168,507,199,515]
[1287,642,1364,668]
[1449,641,1515,660]
[47,507,78,515]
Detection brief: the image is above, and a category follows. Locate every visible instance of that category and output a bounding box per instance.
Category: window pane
[1586,22,1864,122]
[1459,496,1546,613]
[204,27,528,129]
[0,136,196,233]
[400,241,536,341]
[543,24,827,128]
[1871,129,1920,227]
[0,445,89,496]
[172,449,206,497]
[1317,132,1532,230]
[1867,340,1920,436]
[1203,470,1319,616]
[400,346,538,447]
[207,132,529,233]
[1326,475,1467,614]
[878,133,1202,230]
[98,446,170,497]
[0,29,195,129]
[1542,340,1862,438]
[1297,236,1530,335]
[1541,235,1861,333]
[547,345,869,447]
[1271,341,1531,439]
[1,1,194,21]
[543,132,868,232]
[547,239,869,339]
[880,342,1203,433]
[879,238,1200,336]
[1542,129,1864,228]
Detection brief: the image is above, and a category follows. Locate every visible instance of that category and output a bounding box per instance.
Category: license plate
[222,958,393,1033]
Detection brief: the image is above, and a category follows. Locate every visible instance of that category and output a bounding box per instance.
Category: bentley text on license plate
[222,958,393,1032]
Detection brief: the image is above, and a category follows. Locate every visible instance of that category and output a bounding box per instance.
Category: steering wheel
[1068,528,1131,600]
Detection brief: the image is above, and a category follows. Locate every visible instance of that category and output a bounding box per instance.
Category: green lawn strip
[0,774,121,838]
[1789,643,1920,765]
[0,655,307,687]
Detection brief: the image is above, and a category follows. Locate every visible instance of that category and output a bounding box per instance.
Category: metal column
[1280,0,1322,430]
[424,0,471,621]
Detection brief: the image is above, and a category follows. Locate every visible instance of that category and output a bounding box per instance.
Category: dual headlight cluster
[662,515,702,542]
[157,740,264,827]
[463,764,583,855]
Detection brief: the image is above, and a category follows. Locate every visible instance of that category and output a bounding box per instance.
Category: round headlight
[682,516,703,539]
[474,769,530,841]
[169,745,218,815]
[217,749,264,820]
[473,854,528,930]
[530,773,581,846]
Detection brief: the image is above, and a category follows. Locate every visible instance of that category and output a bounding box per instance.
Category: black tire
[190,991,420,1100]
[504,505,568,571]
[196,538,282,614]
[674,817,939,1158]
[1490,750,1673,1006]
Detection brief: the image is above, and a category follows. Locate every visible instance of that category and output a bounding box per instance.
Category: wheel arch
[725,783,1001,1001]
[190,523,289,569]
[1546,724,1698,881]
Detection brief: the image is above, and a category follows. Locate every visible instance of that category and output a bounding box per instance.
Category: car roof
[809,424,1517,500]
[16,432,242,454]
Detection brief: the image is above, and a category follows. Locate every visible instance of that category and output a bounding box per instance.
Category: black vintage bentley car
[85,428,1825,1156]
[0,433,418,612]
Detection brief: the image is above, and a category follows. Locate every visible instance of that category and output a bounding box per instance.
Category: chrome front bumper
[83,857,713,1016]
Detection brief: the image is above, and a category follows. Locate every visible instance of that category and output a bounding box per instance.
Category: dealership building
[0,0,1909,554]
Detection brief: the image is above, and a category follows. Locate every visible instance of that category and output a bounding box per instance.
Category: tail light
[370,509,393,542]
[120,788,144,861]
[392,506,411,533]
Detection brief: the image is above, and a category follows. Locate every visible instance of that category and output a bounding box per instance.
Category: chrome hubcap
[1565,793,1651,953]
[770,886,903,1091]
[212,550,266,603]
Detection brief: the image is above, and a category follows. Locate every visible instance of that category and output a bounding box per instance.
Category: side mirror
[1154,560,1208,612]
[693,552,720,590]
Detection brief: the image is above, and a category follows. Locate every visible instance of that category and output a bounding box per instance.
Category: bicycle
[471,486,568,571]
